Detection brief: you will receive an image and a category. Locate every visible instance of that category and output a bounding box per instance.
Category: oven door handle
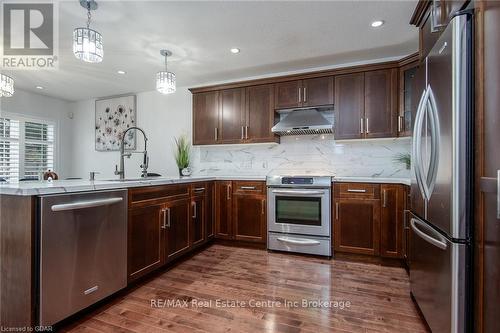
[271,190,325,195]
[277,237,321,246]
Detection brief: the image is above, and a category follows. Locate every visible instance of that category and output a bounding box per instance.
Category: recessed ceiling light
[230,48,240,54]
[117,70,126,75]
[371,20,384,28]
[36,86,44,90]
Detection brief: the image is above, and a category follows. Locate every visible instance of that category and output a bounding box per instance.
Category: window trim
[0,112,58,180]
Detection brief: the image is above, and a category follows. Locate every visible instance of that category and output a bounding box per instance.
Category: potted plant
[393,152,411,170]
[174,134,191,177]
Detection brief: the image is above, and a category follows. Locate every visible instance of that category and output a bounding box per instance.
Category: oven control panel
[281,177,314,185]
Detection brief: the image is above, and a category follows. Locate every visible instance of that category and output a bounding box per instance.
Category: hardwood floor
[61,245,427,333]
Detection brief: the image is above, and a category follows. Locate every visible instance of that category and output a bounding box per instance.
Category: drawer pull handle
[277,237,320,246]
[194,187,205,192]
[240,186,256,190]
[347,189,367,193]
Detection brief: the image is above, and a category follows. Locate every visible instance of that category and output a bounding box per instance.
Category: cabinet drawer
[335,182,380,199]
[232,181,265,195]
[190,182,209,197]
[129,184,190,206]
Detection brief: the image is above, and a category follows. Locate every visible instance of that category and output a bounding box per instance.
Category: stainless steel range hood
[271,106,334,136]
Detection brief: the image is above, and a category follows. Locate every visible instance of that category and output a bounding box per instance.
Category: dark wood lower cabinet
[334,198,381,256]
[165,198,191,261]
[190,195,205,248]
[215,181,232,239]
[233,194,266,243]
[128,204,164,280]
[380,184,405,258]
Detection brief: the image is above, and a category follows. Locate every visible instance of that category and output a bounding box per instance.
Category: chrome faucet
[115,126,149,180]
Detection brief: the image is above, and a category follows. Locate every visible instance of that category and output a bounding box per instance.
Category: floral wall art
[95,94,137,151]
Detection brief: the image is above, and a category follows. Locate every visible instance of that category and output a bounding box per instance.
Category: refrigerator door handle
[413,87,430,200]
[426,86,441,198]
[410,218,448,250]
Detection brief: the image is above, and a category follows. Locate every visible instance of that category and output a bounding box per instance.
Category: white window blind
[0,116,56,182]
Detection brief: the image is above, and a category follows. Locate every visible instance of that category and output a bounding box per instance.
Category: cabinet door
[334,198,380,255]
[165,198,191,261]
[245,84,276,143]
[220,88,246,143]
[380,184,405,258]
[399,66,417,137]
[302,76,334,107]
[215,181,232,239]
[206,182,215,240]
[190,196,205,248]
[364,69,397,138]
[275,80,301,109]
[334,73,365,139]
[193,91,219,145]
[233,194,266,243]
[128,204,165,281]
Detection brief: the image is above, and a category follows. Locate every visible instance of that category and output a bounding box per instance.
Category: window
[0,115,56,182]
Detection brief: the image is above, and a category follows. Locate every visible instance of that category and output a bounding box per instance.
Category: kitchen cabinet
[334,73,365,139]
[220,88,246,143]
[380,184,405,258]
[215,181,232,239]
[364,69,398,138]
[245,84,277,143]
[128,204,165,280]
[165,198,192,261]
[206,182,215,240]
[274,77,334,109]
[398,65,418,137]
[190,195,205,248]
[402,186,411,268]
[193,91,219,145]
[215,180,267,243]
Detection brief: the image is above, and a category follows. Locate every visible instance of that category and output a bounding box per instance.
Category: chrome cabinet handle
[241,126,244,140]
[347,189,366,193]
[192,202,197,219]
[277,237,320,246]
[298,87,301,103]
[398,116,403,133]
[410,218,447,250]
[497,170,500,219]
[335,202,339,220]
[261,199,265,215]
[303,87,307,102]
[382,189,387,208]
[194,187,205,192]
[360,118,364,134]
[51,197,123,211]
[227,185,231,200]
[161,208,167,229]
[365,118,369,134]
[214,127,218,141]
[240,186,256,190]
[245,126,248,139]
[166,207,171,228]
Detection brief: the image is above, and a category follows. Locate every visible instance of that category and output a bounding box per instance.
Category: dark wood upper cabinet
[165,198,191,262]
[193,91,219,145]
[128,204,165,281]
[334,73,365,140]
[220,88,246,143]
[245,84,277,143]
[274,80,301,109]
[215,181,232,239]
[232,194,266,243]
[380,184,405,258]
[399,65,418,137]
[364,69,398,138]
[302,76,334,107]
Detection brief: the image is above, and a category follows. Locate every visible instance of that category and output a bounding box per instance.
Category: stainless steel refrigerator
[409,12,473,333]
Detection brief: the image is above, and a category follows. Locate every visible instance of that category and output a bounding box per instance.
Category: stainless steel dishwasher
[38,190,127,326]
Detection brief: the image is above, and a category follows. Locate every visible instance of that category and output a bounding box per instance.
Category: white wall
[70,87,192,179]
[0,89,73,178]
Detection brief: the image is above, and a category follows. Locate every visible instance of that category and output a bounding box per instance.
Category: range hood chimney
[271,107,334,136]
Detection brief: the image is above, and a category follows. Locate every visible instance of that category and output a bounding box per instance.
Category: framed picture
[95,94,137,151]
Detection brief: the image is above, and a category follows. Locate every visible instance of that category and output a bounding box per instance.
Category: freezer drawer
[409,215,466,333]
[39,190,128,326]
[268,232,331,256]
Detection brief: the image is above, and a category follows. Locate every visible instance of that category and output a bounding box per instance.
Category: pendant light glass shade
[156,50,176,94]
[0,74,14,97]
[73,28,103,63]
[73,0,103,63]
[156,71,176,94]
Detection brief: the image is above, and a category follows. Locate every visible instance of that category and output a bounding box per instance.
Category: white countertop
[0,174,410,196]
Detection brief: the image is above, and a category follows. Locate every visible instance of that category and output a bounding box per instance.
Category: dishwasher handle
[51,197,123,212]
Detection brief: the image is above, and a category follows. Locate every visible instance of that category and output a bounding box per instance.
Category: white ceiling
[5,0,419,102]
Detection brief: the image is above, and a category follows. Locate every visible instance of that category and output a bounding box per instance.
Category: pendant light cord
[86,1,92,29]
[164,54,168,72]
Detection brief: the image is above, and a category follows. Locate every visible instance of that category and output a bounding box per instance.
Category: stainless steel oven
[267,175,331,256]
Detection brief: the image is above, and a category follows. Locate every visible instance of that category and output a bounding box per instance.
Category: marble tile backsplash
[191,135,411,178]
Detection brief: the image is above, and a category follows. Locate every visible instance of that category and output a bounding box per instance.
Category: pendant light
[0,74,14,97]
[73,0,103,63]
[156,50,176,94]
